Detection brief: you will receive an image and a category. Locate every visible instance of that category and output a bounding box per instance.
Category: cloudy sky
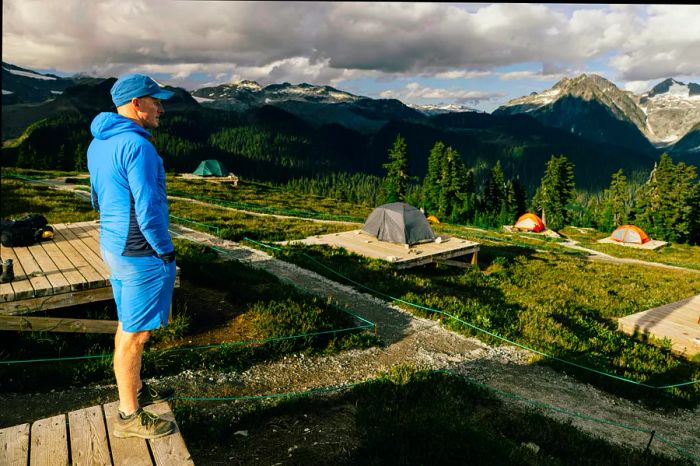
[3,1,700,112]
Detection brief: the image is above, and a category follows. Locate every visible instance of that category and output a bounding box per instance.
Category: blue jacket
[87,112,173,257]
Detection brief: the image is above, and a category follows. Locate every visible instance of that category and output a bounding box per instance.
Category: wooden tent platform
[597,237,668,250]
[617,295,700,357]
[0,401,193,466]
[0,221,179,333]
[291,229,480,269]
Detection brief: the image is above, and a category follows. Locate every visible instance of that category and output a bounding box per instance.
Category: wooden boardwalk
[618,295,700,357]
[0,401,193,466]
[292,229,480,269]
[0,221,179,333]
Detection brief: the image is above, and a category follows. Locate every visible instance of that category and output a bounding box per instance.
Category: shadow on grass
[177,370,691,466]
[535,307,700,409]
[0,245,379,394]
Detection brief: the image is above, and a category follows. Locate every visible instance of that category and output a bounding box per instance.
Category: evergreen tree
[381,134,410,203]
[422,141,446,213]
[532,155,576,231]
[439,147,470,222]
[599,169,630,230]
[482,160,506,215]
[500,180,520,226]
[636,154,699,243]
[511,178,528,218]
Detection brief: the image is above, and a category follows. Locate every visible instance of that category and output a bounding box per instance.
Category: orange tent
[513,213,545,232]
[610,225,650,244]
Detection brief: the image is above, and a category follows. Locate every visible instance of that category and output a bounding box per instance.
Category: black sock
[119,410,137,420]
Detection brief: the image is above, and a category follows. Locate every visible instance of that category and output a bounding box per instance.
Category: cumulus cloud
[498,70,566,81]
[2,1,698,87]
[612,5,700,81]
[380,82,503,104]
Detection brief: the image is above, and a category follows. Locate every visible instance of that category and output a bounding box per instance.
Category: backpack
[0,214,54,247]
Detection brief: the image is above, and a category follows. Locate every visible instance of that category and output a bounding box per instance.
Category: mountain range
[495,74,700,151]
[1,61,698,190]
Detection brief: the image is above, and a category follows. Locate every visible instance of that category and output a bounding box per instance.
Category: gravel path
[163,225,700,461]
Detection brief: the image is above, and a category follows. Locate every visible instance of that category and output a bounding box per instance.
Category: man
[88,74,178,439]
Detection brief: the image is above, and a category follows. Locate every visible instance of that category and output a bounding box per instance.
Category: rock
[522,442,540,454]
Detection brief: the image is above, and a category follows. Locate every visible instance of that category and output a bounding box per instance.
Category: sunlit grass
[560,226,700,270]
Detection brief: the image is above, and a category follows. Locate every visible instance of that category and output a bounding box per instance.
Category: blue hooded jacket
[87,112,173,257]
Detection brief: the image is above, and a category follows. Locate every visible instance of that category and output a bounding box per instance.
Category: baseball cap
[110,73,175,107]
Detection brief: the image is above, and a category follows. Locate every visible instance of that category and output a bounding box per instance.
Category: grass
[0,178,378,392]
[272,241,700,406]
[169,197,354,242]
[560,226,700,270]
[0,177,98,223]
[2,170,699,406]
[167,176,371,223]
[175,367,695,465]
[0,238,378,392]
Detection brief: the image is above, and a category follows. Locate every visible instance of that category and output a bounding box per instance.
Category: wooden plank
[27,241,72,295]
[0,287,115,316]
[0,423,29,466]
[68,405,112,466]
[70,222,103,258]
[38,237,91,292]
[0,315,118,333]
[55,223,111,280]
[52,224,109,286]
[0,244,37,301]
[71,222,180,287]
[10,245,53,298]
[146,402,194,466]
[433,258,472,268]
[30,414,68,466]
[618,295,700,357]
[103,402,152,466]
[0,282,15,302]
[297,230,480,269]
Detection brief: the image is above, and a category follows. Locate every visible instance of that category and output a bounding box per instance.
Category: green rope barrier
[168,189,364,223]
[169,214,220,234]
[171,369,699,463]
[175,379,369,402]
[0,323,373,365]
[243,237,700,391]
[0,233,375,366]
[435,370,700,463]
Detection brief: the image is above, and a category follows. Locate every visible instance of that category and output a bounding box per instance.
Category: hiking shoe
[137,382,175,406]
[113,408,176,439]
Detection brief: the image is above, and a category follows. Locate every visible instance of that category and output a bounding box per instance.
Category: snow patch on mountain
[408,102,480,115]
[193,96,214,103]
[3,67,57,80]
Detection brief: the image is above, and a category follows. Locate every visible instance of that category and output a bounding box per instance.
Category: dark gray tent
[362,202,435,245]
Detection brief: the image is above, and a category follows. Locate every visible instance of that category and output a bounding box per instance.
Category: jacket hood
[90,112,151,140]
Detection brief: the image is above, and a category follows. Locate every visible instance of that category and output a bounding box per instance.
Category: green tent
[193,159,229,177]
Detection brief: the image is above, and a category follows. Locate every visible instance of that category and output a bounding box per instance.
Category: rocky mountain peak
[553,74,621,100]
[230,79,262,91]
[648,78,684,97]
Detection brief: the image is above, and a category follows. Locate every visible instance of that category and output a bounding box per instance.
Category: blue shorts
[101,248,177,333]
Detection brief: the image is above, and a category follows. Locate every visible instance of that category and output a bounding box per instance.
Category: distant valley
[2,61,698,191]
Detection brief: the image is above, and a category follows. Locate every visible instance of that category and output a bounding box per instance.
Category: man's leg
[114,322,151,415]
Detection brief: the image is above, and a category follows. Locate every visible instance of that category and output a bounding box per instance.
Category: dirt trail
[162,225,700,461]
[559,239,700,273]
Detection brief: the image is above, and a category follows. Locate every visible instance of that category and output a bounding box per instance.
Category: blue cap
[110,73,175,107]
